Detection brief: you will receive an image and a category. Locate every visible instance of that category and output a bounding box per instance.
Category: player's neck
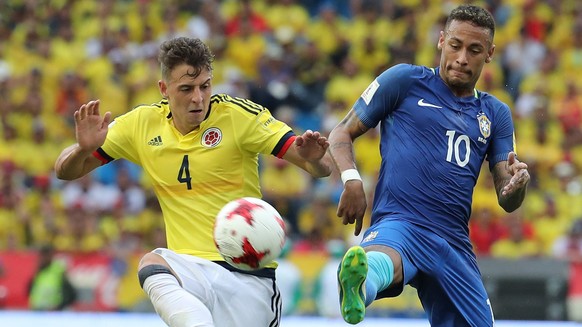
[449,86,475,98]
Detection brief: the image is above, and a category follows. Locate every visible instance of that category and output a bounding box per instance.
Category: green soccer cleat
[337,245,368,324]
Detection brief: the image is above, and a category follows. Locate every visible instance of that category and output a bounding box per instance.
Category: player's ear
[437,31,445,50]
[485,45,495,63]
[158,80,168,98]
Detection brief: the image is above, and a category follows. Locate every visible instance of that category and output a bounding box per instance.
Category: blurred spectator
[515,83,549,125]
[556,81,582,151]
[346,0,391,51]
[521,0,551,42]
[213,67,251,99]
[292,226,327,253]
[275,240,302,316]
[477,68,513,110]
[313,239,345,318]
[0,163,28,249]
[324,56,373,121]
[532,194,570,255]
[114,166,146,215]
[552,161,582,221]
[293,40,334,112]
[514,95,563,186]
[260,156,310,238]
[53,206,105,253]
[60,173,120,214]
[300,0,352,19]
[21,175,61,247]
[304,3,350,57]
[552,219,582,322]
[126,49,163,108]
[501,26,546,100]
[27,244,76,311]
[353,126,381,182]
[473,165,505,217]
[469,207,503,256]
[490,210,540,259]
[519,50,563,101]
[155,4,189,42]
[54,71,88,126]
[349,34,390,77]
[14,121,61,180]
[263,0,310,35]
[0,124,18,172]
[386,7,419,66]
[51,19,84,71]
[185,0,225,42]
[559,23,582,79]
[251,43,296,113]
[224,17,267,79]
[92,159,142,186]
[297,190,341,242]
[487,0,513,28]
[225,0,269,37]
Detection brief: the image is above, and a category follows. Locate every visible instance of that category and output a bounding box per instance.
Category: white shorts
[152,248,282,327]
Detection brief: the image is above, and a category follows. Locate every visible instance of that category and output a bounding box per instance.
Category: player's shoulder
[477,91,511,113]
[116,99,169,122]
[132,99,169,115]
[379,63,434,83]
[210,94,268,118]
[387,63,432,75]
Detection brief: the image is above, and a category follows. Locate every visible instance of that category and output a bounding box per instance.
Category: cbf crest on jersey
[201,127,222,148]
[477,112,491,138]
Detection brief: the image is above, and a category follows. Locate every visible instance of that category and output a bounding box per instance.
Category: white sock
[143,273,214,327]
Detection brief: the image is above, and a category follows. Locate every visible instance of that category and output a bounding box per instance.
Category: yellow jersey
[94,94,294,261]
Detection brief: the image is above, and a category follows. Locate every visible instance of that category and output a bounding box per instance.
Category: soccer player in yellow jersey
[54,37,333,327]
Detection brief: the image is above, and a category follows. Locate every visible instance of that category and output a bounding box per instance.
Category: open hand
[501,152,529,196]
[294,129,329,162]
[75,100,112,151]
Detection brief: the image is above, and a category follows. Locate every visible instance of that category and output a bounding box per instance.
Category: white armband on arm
[341,169,362,185]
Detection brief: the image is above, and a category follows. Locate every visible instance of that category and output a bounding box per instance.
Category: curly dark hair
[445,5,495,39]
[158,37,215,80]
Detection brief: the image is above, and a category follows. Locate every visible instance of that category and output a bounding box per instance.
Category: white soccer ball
[214,197,286,271]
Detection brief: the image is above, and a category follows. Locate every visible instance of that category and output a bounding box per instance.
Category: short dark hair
[445,5,495,39]
[158,37,215,80]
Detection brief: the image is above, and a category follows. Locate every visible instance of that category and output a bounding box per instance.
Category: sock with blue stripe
[365,251,394,306]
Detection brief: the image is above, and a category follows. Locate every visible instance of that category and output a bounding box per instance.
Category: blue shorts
[361,218,494,327]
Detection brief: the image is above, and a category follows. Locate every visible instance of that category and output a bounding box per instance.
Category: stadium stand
[0,0,581,321]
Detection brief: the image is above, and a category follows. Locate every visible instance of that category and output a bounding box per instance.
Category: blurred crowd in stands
[0,0,582,278]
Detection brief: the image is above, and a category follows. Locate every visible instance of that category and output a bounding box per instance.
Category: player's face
[159,63,212,135]
[438,20,495,97]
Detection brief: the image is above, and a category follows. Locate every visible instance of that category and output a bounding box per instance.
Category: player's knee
[138,264,176,288]
[138,252,167,269]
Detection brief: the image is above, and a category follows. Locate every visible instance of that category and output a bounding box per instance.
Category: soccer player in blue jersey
[328,5,530,326]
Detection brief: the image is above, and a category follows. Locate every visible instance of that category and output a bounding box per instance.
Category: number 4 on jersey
[178,155,192,189]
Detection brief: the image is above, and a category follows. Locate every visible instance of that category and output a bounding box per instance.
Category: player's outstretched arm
[328,110,369,236]
[54,100,111,180]
[284,129,333,178]
[492,151,530,212]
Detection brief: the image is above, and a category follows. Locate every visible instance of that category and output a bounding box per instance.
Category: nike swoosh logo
[417,99,443,108]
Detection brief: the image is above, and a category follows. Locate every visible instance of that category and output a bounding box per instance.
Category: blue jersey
[354,64,515,253]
